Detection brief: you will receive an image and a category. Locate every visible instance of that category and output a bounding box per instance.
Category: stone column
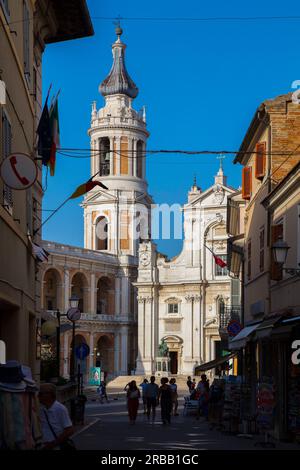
[120,326,128,375]
[121,275,129,316]
[64,269,70,311]
[133,138,137,177]
[193,295,201,363]
[115,276,121,315]
[109,137,114,175]
[114,332,119,373]
[116,136,121,175]
[90,273,96,314]
[135,297,146,374]
[142,141,146,179]
[128,138,133,176]
[89,332,94,369]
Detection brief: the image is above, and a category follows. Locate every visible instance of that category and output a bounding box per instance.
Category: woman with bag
[126,381,140,424]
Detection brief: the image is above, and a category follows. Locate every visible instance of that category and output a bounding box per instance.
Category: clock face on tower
[140,251,151,267]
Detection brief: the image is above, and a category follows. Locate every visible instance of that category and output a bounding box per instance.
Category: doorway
[169,351,178,375]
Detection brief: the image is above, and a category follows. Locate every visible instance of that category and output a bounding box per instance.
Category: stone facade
[135,170,239,377]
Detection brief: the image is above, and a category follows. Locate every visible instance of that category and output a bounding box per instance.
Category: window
[99,138,110,176]
[242,166,252,200]
[247,240,252,280]
[259,227,265,273]
[215,255,228,276]
[1,111,13,214]
[96,216,108,250]
[23,1,30,83]
[271,223,283,281]
[255,142,266,180]
[0,0,10,21]
[168,303,179,314]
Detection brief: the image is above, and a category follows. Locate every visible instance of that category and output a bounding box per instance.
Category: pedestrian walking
[126,380,140,424]
[39,383,75,450]
[139,378,149,414]
[196,374,210,420]
[98,381,109,404]
[145,376,159,423]
[158,377,172,425]
[186,376,192,392]
[169,378,179,416]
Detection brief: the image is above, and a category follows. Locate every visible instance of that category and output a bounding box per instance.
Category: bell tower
[83,26,151,256]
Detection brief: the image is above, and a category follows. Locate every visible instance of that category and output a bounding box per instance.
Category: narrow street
[73,396,299,451]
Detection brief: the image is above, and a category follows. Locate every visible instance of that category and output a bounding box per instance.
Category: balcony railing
[219,305,242,331]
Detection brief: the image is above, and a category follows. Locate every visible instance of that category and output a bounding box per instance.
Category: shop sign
[89,367,101,386]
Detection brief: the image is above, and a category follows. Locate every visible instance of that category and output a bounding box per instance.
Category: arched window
[99,137,110,176]
[137,140,143,178]
[96,277,114,315]
[71,272,88,312]
[96,216,108,250]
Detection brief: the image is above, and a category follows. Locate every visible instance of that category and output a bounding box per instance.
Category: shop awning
[253,317,282,340]
[228,323,261,350]
[195,353,237,373]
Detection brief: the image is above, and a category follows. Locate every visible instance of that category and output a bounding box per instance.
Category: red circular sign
[0,153,37,190]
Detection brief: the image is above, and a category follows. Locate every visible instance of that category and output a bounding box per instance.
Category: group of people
[124,377,179,425]
[187,374,224,424]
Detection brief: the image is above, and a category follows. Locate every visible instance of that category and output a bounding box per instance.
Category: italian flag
[49,96,60,176]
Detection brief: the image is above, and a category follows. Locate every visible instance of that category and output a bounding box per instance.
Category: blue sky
[42,0,300,257]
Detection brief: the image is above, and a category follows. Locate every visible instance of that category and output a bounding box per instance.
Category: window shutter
[242,166,252,200]
[255,142,266,179]
[2,113,13,213]
[270,224,283,281]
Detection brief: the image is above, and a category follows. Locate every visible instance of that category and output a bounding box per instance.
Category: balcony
[44,311,136,324]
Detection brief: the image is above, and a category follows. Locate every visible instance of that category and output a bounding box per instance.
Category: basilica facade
[40,28,238,381]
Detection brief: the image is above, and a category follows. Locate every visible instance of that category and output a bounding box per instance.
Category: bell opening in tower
[99,137,110,176]
[96,216,108,250]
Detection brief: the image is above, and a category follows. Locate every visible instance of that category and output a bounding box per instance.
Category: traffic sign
[75,343,90,360]
[227,320,243,337]
[67,307,81,322]
[0,153,37,190]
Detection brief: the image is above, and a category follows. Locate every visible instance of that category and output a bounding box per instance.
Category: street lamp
[56,294,80,382]
[68,294,80,382]
[272,237,300,276]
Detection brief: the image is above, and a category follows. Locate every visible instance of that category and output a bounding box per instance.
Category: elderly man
[39,383,74,450]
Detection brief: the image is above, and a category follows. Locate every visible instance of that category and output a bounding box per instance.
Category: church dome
[99,27,139,99]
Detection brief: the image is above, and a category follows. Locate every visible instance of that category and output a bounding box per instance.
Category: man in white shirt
[39,383,74,450]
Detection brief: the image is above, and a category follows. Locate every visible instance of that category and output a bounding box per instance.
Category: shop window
[255,142,266,180]
[242,166,252,200]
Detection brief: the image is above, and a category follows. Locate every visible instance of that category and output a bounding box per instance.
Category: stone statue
[158,339,169,357]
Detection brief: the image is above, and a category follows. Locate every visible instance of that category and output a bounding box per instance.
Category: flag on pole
[48,95,60,176]
[36,97,52,166]
[70,179,108,199]
[30,241,49,262]
[204,244,227,268]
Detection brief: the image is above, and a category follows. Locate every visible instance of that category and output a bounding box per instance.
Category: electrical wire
[5,15,300,26]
